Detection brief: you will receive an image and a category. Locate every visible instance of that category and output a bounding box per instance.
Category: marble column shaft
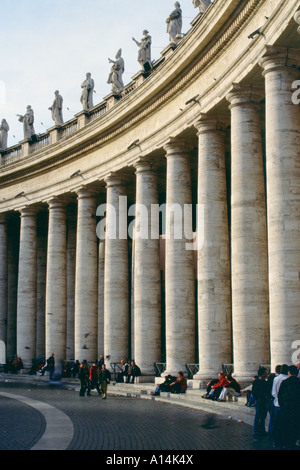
[133,159,161,375]
[194,116,232,381]
[164,138,195,375]
[104,175,129,366]
[16,207,37,366]
[227,85,269,380]
[45,198,67,365]
[0,214,8,346]
[74,189,98,363]
[259,47,300,368]
[66,211,77,361]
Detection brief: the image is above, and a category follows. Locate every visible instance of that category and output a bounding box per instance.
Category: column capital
[75,185,98,200]
[163,136,194,156]
[133,157,157,174]
[104,172,129,188]
[45,196,69,210]
[226,83,264,108]
[17,205,39,217]
[259,46,300,75]
[194,113,229,134]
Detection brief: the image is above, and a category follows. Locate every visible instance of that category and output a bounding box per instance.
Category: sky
[0,0,201,146]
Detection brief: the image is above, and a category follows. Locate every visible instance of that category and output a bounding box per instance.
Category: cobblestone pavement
[0,382,274,453]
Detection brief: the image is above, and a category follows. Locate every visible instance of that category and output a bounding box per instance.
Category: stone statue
[80,73,95,111]
[49,90,64,126]
[166,2,183,43]
[17,105,35,140]
[107,49,125,93]
[0,119,9,150]
[132,30,153,73]
[193,0,212,13]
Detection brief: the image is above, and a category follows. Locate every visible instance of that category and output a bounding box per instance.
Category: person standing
[99,364,111,399]
[78,361,90,397]
[88,363,101,396]
[278,365,300,449]
[251,366,268,441]
[271,364,289,448]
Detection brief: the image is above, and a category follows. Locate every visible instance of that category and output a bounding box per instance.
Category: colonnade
[0,46,299,382]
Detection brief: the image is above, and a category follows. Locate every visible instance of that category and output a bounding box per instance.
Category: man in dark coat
[278,365,300,449]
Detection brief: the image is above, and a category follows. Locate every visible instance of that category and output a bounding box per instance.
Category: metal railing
[154,362,166,377]
[222,364,234,374]
[186,363,200,379]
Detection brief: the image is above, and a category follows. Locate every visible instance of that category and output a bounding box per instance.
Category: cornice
[0,0,294,191]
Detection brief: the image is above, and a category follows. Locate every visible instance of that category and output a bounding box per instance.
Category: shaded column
[227,84,269,381]
[45,198,67,368]
[66,210,77,361]
[104,174,129,366]
[16,206,38,367]
[163,137,195,375]
[0,214,8,348]
[74,188,98,362]
[193,115,232,381]
[7,216,19,357]
[97,238,105,359]
[259,47,300,368]
[133,158,161,375]
[36,212,47,358]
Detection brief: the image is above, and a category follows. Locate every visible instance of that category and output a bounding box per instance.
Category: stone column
[74,188,98,363]
[66,210,77,361]
[16,206,38,367]
[193,115,232,382]
[36,212,47,358]
[0,214,8,347]
[259,47,300,368]
[163,138,195,375]
[133,158,161,375]
[226,84,269,381]
[7,217,19,357]
[98,239,105,359]
[45,198,67,368]
[104,174,129,366]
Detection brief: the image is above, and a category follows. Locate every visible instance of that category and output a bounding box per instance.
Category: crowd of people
[78,360,111,399]
[200,363,300,450]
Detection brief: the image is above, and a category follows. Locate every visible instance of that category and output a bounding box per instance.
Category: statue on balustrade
[193,0,212,13]
[17,105,35,140]
[49,90,64,126]
[0,119,9,150]
[80,73,95,111]
[132,30,153,73]
[166,2,182,44]
[107,49,125,93]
